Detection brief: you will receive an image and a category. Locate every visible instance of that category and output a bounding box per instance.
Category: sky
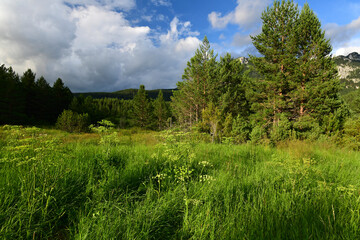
[0,0,360,92]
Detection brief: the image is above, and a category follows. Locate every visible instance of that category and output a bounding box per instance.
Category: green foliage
[250,1,341,142]
[342,89,360,114]
[171,36,218,126]
[217,53,250,118]
[56,109,89,133]
[153,90,170,130]
[90,119,115,134]
[342,117,360,150]
[132,85,154,129]
[222,113,233,137]
[202,102,221,142]
[250,125,267,145]
[231,115,251,144]
[3,127,360,239]
[269,114,292,143]
[0,65,25,124]
[292,115,321,140]
[321,106,350,135]
[0,65,73,125]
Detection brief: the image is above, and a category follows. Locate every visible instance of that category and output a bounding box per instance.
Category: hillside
[334,52,360,93]
[74,88,175,101]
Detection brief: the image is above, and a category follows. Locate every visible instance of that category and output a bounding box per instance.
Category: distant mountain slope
[334,52,360,92]
[74,89,176,101]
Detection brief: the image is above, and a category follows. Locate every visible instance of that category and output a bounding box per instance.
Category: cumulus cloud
[325,17,360,46]
[0,0,201,92]
[0,0,76,65]
[334,38,360,56]
[325,17,360,56]
[208,0,270,30]
[232,33,252,47]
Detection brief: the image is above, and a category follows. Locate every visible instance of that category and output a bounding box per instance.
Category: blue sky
[0,0,359,92]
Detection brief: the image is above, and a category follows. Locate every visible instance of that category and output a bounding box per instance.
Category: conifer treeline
[0,65,72,125]
[67,86,171,130]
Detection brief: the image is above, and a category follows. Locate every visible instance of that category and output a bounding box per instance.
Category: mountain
[334,53,360,92]
[74,89,175,101]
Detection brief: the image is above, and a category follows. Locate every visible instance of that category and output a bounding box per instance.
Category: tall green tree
[250,0,341,134]
[0,65,24,124]
[217,53,250,118]
[171,36,217,126]
[250,0,299,127]
[293,3,341,124]
[153,90,169,130]
[52,78,73,121]
[21,69,37,121]
[132,85,153,128]
[34,76,53,122]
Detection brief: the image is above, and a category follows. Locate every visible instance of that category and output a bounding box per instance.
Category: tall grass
[1,126,360,239]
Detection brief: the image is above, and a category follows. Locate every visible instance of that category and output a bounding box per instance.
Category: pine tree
[171,36,217,126]
[153,90,169,130]
[202,102,221,142]
[294,3,341,124]
[0,65,24,124]
[217,53,249,118]
[21,69,38,121]
[34,76,52,122]
[250,0,341,134]
[132,85,153,128]
[250,0,299,127]
[52,78,73,121]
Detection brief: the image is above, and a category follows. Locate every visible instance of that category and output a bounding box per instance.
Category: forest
[1,1,360,239]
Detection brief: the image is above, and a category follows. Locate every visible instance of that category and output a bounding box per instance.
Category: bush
[292,115,321,140]
[250,125,266,144]
[342,116,360,150]
[269,114,292,143]
[231,115,251,143]
[56,110,89,133]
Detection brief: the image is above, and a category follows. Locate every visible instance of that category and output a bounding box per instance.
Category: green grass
[1,126,360,239]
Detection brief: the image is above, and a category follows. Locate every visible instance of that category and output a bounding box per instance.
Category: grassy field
[1,125,360,239]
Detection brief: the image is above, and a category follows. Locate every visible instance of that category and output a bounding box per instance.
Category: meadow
[1,125,360,239]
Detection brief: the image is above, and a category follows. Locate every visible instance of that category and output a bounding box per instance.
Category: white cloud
[151,0,172,7]
[0,1,201,92]
[325,17,360,46]
[325,17,360,56]
[232,33,252,46]
[208,0,270,30]
[66,0,136,11]
[0,0,75,66]
[334,38,360,56]
[208,12,233,29]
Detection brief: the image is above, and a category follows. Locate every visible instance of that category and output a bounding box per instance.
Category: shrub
[269,115,292,143]
[292,115,321,140]
[342,116,360,150]
[56,110,89,133]
[250,125,266,144]
[231,115,251,143]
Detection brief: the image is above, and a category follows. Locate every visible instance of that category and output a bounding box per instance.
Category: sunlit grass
[1,125,360,239]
